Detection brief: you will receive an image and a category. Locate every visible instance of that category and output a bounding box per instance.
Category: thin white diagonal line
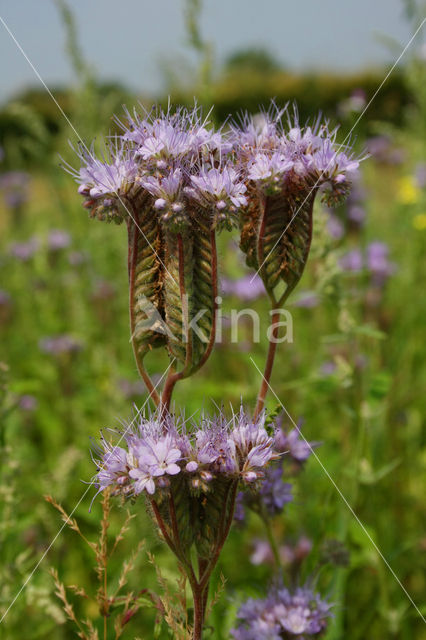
[0,14,177,288]
[249,355,426,625]
[251,17,426,284]
[0,359,175,625]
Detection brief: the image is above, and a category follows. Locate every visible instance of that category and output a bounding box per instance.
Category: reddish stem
[254,309,281,419]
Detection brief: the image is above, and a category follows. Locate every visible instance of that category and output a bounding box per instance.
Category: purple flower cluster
[231,105,361,205]
[67,105,247,231]
[232,584,333,639]
[235,422,315,522]
[68,102,362,231]
[7,230,72,262]
[39,334,83,356]
[94,409,278,498]
[339,241,397,286]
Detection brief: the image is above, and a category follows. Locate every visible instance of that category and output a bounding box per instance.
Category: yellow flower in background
[413,213,426,230]
[398,176,421,205]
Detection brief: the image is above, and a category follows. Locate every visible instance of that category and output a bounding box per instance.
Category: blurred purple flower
[0,290,12,307]
[232,583,333,639]
[326,213,345,239]
[415,162,426,189]
[0,171,30,209]
[275,427,315,462]
[339,249,363,272]
[366,241,397,286]
[91,280,116,301]
[348,204,366,225]
[47,229,71,251]
[319,361,336,377]
[39,334,83,356]
[293,290,319,309]
[9,237,39,262]
[250,539,275,565]
[221,273,265,301]
[338,88,367,117]
[118,378,146,400]
[259,464,293,516]
[68,251,88,266]
[250,535,313,567]
[18,394,38,411]
[366,136,405,165]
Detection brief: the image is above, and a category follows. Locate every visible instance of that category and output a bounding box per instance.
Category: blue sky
[0,0,419,103]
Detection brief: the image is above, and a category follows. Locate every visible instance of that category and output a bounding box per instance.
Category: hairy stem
[192,583,205,640]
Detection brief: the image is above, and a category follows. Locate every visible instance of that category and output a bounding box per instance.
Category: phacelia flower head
[68,102,244,232]
[93,407,279,499]
[232,583,333,639]
[233,103,361,200]
[231,101,364,299]
[64,139,139,224]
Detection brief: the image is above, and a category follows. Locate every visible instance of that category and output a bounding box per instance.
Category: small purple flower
[135,435,181,477]
[415,162,426,189]
[274,427,315,462]
[319,361,336,377]
[326,213,345,240]
[9,237,39,262]
[0,171,30,209]
[74,142,138,199]
[259,464,293,515]
[39,334,82,356]
[232,584,333,639]
[189,166,247,210]
[118,378,146,400]
[141,167,185,216]
[221,273,265,301]
[47,229,71,251]
[339,249,363,272]
[293,290,319,309]
[18,394,38,412]
[366,241,397,286]
[366,136,405,165]
[247,151,293,189]
[97,444,129,491]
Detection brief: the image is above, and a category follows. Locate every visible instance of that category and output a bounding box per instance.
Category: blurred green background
[0,1,425,638]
